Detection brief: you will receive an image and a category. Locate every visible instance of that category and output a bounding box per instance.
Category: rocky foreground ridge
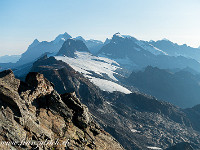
[0,69,123,150]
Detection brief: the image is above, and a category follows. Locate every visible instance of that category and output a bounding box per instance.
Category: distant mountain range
[4,32,105,66]
[1,32,200,106]
[0,55,21,63]
[1,32,200,149]
[124,66,200,108]
[16,32,72,65]
[3,32,199,105]
[149,39,200,62]
[98,33,200,73]
[2,32,200,71]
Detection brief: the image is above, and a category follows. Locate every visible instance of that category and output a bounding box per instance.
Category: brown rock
[0,70,124,150]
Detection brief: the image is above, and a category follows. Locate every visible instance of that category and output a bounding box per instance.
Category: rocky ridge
[0,69,123,150]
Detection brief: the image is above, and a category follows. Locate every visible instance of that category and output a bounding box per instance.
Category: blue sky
[0,0,200,56]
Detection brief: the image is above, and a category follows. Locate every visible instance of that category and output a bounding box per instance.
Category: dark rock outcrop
[74,36,104,54]
[57,39,90,57]
[0,69,123,150]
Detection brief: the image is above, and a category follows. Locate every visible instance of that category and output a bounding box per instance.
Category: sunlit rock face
[0,69,123,150]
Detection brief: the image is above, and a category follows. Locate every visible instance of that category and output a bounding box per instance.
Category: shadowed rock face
[126,66,200,108]
[0,70,123,150]
[57,39,90,57]
[184,104,200,132]
[165,142,196,150]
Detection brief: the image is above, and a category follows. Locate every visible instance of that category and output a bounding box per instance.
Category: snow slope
[55,51,131,94]
[147,146,162,150]
[87,76,131,94]
[114,33,167,55]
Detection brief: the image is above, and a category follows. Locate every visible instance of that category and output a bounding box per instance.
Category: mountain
[184,104,200,132]
[31,54,130,98]
[149,40,200,62]
[3,32,200,149]
[98,32,166,58]
[85,39,104,54]
[74,36,104,54]
[53,32,72,43]
[16,32,72,65]
[104,38,111,45]
[0,55,21,63]
[125,66,200,108]
[0,69,123,150]
[24,55,200,150]
[98,33,200,73]
[57,39,90,57]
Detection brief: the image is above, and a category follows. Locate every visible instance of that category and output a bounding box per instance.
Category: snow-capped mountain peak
[112,33,138,42]
[113,32,124,38]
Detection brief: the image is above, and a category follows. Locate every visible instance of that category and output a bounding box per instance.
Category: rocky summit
[0,69,123,150]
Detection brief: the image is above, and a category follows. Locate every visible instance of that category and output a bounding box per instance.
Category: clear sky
[0,0,200,56]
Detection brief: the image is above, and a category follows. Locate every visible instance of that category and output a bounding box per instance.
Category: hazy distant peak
[113,32,123,37]
[63,32,70,35]
[54,32,72,43]
[112,33,126,42]
[112,33,137,41]
[87,39,103,44]
[162,38,170,41]
[0,55,21,63]
[104,38,111,44]
[74,36,86,42]
[29,39,40,48]
[149,40,155,42]
[57,38,89,57]
[113,32,130,39]
[33,39,39,43]
[154,38,173,44]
